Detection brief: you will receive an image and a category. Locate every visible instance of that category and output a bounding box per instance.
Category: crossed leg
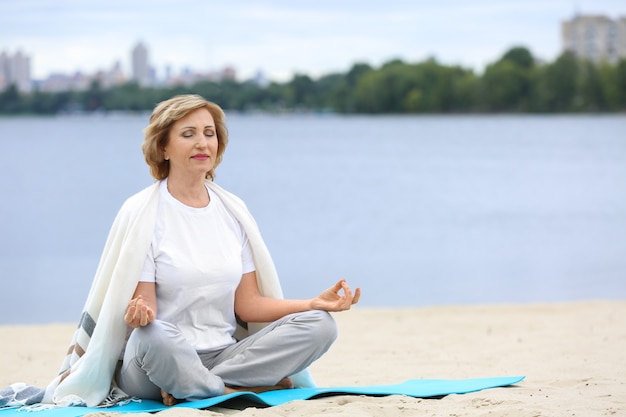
[160,377,295,406]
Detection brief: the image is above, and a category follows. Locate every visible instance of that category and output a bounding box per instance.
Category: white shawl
[43,181,313,407]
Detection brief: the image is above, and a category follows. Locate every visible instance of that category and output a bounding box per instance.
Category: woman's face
[163,107,219,180]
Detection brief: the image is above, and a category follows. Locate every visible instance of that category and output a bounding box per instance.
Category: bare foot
[160,377,294,404]
[224,377,294,394]
[161,389,179,406]
[277,377,294,389]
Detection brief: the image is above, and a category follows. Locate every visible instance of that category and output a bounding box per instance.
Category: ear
[163,149,169,161]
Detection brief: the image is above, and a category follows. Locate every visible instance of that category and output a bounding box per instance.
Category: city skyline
[6,11,626,88]
[0,41,243,93]
[1,1,625,83]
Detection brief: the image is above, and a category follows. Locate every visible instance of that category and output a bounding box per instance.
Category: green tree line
[1,47,625,114]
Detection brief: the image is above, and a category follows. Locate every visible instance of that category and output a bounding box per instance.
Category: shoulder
[205,181,247,208]
[118,182,161,217]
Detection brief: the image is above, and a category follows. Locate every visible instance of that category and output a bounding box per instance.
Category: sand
[1,301,624,416]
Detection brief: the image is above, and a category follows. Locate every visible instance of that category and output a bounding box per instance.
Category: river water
[1,113,625,324]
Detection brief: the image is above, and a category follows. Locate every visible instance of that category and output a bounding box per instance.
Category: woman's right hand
[124,295,155,327]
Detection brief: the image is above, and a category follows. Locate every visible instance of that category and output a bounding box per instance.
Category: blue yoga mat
[0,376,524,417]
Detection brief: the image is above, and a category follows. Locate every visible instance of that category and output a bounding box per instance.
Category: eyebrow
[179,125,215,130]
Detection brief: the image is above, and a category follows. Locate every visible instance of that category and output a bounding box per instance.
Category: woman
[112,94,360,406]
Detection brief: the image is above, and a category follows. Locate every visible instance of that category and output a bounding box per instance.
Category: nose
[195,135,210,148]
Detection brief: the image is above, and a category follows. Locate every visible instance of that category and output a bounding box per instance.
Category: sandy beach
[1,301,624,416]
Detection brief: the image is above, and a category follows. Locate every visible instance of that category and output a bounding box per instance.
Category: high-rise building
[0,50,32,92]
[0,52,7,91]
[131,42,151,87]
[618,17,626,60]
[562,14,626,63]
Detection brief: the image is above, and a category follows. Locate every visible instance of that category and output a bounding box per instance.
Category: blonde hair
[142,94,228,180]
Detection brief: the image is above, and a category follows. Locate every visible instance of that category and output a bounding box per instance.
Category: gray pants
[115,310,337,401]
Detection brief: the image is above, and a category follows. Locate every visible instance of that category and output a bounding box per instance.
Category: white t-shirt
[139,179,255,351]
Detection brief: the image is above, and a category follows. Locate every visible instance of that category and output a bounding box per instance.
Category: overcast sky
[1,1,624,82]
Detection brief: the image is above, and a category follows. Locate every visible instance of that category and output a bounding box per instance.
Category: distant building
[96,61,126,89]
[0,52,6,90]
[620,17,626,59]
[38,61,125,93]
[39,71,91,93]
[0,50,32,92]
[220,66,237,81]
[562,14,626,63]
[131,42,151,87]
[253,69,269,87]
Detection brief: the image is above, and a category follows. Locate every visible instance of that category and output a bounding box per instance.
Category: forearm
[236,296,314,323]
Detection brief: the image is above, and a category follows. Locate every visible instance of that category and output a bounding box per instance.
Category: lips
[192,154,209,160]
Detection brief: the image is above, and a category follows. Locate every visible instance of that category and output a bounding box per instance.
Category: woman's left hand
[310,279,361,312]
[124,295,156,328]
